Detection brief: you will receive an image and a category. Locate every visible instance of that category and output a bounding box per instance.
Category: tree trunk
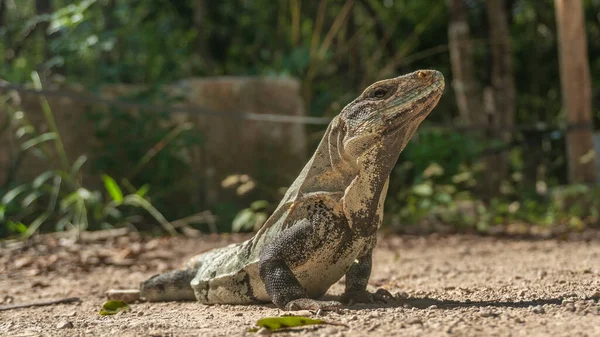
[0,0,6,28]
[447,0,483,126]
[554,0,596,184]
[35,0,52,59]
[485,0,516,190]
[192,0,216,72]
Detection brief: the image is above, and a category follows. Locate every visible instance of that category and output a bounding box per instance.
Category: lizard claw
[284,298,343,311]
[340,288,393,305]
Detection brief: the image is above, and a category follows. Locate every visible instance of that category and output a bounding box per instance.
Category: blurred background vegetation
[1,0,599,238]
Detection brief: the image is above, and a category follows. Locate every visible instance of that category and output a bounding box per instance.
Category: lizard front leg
[340,248,392,305]
[258,220,342,311]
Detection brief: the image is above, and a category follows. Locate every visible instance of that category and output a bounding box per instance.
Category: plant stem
[31,72,70,171]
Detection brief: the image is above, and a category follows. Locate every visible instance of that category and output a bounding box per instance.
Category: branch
[0,297,81,311]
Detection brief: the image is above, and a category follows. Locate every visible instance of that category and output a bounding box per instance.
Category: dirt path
[1,232,599,336]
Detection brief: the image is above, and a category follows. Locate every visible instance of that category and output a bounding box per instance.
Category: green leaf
[32,171,56,189]
[256,316,344,331]
[20,132,57,151]
[135,184,150,198]
[21,191,42,208]
[232,208,255,232]
[7,221,28,234]
[16,125,35,138]
[102,175,123,203]
[77,188,92,200]
[435,192,453,205]
[123,195,176,236]
[422,162,444,178]
[60,191,80,211]
[23,212,51,239]
[71,155,88,176]
[99,300,130,316]
[412,184,433,197]
[254,212,268,229]
[250,200,269,211]
[452,172,472,184]
[0,205,5,221]
[48,175,62,211]
[1,185,29,205]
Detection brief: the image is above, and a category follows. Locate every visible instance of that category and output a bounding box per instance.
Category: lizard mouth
[381,82,444,136]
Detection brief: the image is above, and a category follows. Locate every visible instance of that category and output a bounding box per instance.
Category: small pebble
[367,323,380,332]
[396,292,409,299]
[479,310,497,318]
[234,312,243,317]
[538,271,547,279]
[428,305,438,310]
[257,327,272,335]
[531,305,545,314]
[406,318,423,325]
[137,311,144,316]
[368,312,380,320]
[56,320,73,329]
[281,310,311,317]
[565,303,576,312]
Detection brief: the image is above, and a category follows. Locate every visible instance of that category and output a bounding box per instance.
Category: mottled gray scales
[139,70,445,310]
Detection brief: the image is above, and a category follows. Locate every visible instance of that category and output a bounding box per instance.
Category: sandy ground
[1,230,599,337]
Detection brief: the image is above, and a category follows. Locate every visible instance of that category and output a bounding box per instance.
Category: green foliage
[386,128,599,233]
[86,88,203,221]
[0,74,175,238]
[386,129,485,229]
[232,200,270,233]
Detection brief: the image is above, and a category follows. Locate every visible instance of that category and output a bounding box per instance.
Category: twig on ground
[0,297,81,311]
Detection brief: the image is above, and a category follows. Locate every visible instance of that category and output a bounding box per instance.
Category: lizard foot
[340,288,393,306]
[284,298,343,311]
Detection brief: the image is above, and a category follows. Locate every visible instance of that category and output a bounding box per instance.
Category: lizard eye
[370,87,390,100]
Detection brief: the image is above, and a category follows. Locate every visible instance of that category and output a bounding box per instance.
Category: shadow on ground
[338,292,596,311]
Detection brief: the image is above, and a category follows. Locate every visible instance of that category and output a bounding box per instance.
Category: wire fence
[0,81,595,133]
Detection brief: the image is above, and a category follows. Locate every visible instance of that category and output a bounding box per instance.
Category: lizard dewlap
[140,70,445,311]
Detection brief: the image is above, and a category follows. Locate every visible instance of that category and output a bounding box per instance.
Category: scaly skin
[140,70,445,310]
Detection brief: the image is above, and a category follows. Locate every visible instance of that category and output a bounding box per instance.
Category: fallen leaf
[255,316,346,331]
[99,300,130,315]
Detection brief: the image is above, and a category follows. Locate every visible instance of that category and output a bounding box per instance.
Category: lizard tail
[140,269,197,302]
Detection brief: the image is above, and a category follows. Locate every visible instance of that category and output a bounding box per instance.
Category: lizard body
[141,69,445,310]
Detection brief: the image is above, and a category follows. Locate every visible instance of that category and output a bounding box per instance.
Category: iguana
[140,69,445,311]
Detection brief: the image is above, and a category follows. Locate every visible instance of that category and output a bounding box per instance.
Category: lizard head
[338,70,445,161]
